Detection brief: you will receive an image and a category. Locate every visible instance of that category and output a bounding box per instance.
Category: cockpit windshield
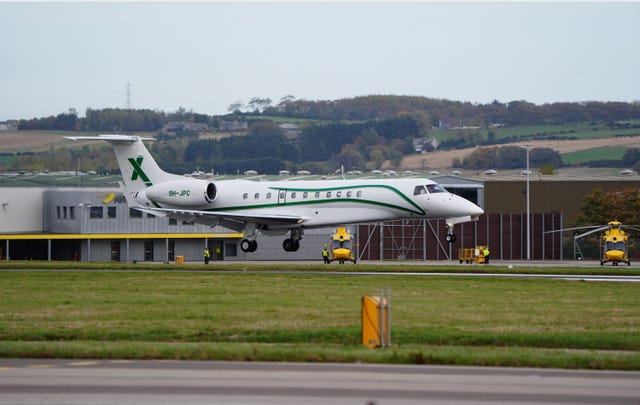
[427,184,447,193]
[414,184,447,195]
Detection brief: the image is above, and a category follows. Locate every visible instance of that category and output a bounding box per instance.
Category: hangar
[0,172,638,262]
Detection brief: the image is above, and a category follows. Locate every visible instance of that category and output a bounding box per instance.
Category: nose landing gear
[445,223,457,243]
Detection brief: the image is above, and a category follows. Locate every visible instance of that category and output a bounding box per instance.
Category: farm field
[403,135,640,169]
[1,264,639,370]
[562,146,629,165]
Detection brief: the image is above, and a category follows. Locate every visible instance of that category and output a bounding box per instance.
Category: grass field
[1,264,639,370]
[562,146,629,165]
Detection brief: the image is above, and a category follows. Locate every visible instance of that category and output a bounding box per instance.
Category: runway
[1,359,639,404]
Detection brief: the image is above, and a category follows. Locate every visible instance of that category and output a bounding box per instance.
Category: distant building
[219,120,248,132]
[412,137,439,153]
[184,122,209,132]
[162,122,209,133]
[0,121,18,131]
[278,123,300,140]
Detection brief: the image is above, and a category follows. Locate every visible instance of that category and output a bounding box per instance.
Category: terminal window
[89,206,103,218]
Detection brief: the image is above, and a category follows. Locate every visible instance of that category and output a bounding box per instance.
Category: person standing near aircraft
[322,247,329,264]
[203,248,210,264]
[483,247,490,264]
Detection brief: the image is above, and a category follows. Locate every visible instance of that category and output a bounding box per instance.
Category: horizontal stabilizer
[65,134,154,142]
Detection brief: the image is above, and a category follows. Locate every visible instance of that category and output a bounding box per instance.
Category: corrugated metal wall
[0,188,44,233]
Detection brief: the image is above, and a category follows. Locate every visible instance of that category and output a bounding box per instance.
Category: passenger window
[254,193,260,199]
[243,193,248,199]
[414,185,427,195]
[279,192,285,199]
[303,192,308,199]
[291,192,296,199]
[326,191,332,198]
[336,191,342,198]
[347,191,352,198]
[357,191,362,198]
[315,192,320,198]
[266,192,272,199]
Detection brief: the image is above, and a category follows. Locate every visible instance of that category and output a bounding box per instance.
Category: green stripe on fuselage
[209,184,426,216]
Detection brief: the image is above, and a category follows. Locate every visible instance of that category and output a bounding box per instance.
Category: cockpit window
[413,185,427,195]
[426,184,447,193]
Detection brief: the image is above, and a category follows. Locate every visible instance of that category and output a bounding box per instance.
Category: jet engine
[136,179,216,207]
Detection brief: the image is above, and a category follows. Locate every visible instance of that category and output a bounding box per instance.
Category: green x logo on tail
[128,157,152,186]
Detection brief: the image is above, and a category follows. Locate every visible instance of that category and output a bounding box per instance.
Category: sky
[1,1,639,121]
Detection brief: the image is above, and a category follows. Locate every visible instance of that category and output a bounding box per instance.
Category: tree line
[162,118,418,174]
[16,96,640,133]
[17,108,218,132]
[258,95,640,126]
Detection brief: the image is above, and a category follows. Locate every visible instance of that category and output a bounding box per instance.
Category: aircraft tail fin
[65,134,181,193]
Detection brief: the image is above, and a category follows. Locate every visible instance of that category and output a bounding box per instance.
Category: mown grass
[0,267,639,369]
[1,260,639,276]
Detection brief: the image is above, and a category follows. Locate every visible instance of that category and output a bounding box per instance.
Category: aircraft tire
[445,234,456,243]
[283,238,299,252]
[241,239,257,253]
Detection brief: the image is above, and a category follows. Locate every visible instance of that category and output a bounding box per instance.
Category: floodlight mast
[523,144,532,260]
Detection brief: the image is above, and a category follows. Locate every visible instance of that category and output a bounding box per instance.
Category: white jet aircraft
[66,135,483,253]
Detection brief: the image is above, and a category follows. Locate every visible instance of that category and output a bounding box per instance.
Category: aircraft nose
[469,201,484,216]
[451,194,484,217]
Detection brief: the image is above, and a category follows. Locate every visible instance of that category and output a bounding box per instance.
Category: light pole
[523,144,532,260]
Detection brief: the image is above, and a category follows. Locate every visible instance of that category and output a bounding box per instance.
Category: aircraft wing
[140,207,305,231]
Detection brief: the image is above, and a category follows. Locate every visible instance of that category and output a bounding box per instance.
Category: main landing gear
[283,229,303,252]
[282,238,300,252]
[240,238,258,253]
[240,229,304,253]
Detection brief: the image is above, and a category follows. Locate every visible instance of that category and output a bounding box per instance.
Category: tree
[227,101,244,113]
[463,147,499,169]
[333,145,365,171]
[574,187,640,235]
[369,148,386,169]
[530,148,562,168]
[623,148,640,166]
[248,97,273,113]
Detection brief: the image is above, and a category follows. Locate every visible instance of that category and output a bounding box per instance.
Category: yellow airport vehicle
[458,245,489,264]
[329,227,356,264]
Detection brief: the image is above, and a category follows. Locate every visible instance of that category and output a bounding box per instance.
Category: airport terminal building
[1,172,638,262]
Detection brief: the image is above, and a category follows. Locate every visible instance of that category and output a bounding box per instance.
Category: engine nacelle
[136,179,216,207]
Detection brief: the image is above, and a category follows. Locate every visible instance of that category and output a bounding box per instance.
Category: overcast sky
[1,1,639,121]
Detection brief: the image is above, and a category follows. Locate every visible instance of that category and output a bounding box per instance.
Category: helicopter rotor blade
[574,225,610,239]
[544,225,604,234]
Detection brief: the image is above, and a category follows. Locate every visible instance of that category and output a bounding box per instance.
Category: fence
[357,213,563,261]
